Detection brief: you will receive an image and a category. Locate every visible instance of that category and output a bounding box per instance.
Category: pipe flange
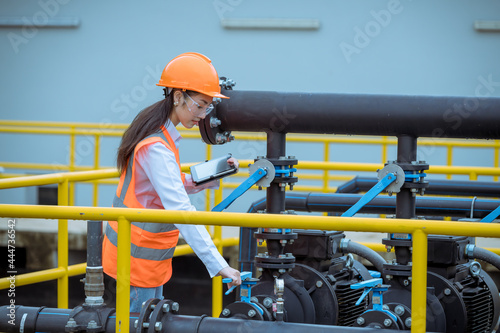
[135,298,160,333]
[378,164,405,194]
[145,299,179,333]
[249,159,276,187]
[199,113,233,145]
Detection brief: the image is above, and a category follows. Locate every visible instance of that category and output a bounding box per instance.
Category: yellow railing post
[446,145,453,179]
[323,142,330,193]
[381,136,388,163]
[212,181,224,317]
[57,179,69,309]
[205,145,212,212]
[116,216,131,333]
[494,140,499,182]
[93,134,101,206]
[411,229,428,333]
[69,125,76,206]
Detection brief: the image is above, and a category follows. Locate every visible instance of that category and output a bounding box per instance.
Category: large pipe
[160,313,405,333]
[247,193,499,218]
[0,306,138,333]
[215,90,500,139]
[0,305,404,333]
[336,177,500,198]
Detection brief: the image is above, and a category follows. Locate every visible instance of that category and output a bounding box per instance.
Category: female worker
[102,52,242,312]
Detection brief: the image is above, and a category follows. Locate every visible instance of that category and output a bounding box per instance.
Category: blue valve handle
[223,272,263,315]
[481,204,500,223]
[212,168,267,212]
[223,271,252,295]
[351,278,383,306]
[341,173,397,217]
[351,278,397,323]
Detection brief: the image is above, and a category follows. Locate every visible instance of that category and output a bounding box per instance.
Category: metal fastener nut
[405,317,412,327]
[222,308,231,316]
[171,302,179,312]
[382,304,389,310]
[134,320,138,328]
[263,297,273,308]
[316,281,323,288]
[444,288,451,296]
[384,319,392,327]
[162,303,170,313]
[87,320,98,329]
[356,317,365,325]
[248,310,256,317]
[403,279,410,286]
[154,322,162,331]
[394,305,405,316]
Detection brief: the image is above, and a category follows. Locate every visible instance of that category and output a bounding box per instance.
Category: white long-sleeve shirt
[133,121,228,278]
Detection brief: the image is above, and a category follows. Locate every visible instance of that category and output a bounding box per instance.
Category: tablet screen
[190,154,237,185]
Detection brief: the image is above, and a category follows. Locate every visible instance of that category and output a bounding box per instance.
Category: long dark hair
[116,90,175,173]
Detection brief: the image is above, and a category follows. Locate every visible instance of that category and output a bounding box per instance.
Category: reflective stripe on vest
[102,124,183,287]
[104,223,176,261]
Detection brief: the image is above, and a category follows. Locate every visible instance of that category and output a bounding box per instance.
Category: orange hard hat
[157,52,229,99]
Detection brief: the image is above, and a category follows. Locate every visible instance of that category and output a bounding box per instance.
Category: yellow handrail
[1,204,500,333]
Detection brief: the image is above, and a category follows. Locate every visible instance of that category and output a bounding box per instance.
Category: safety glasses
[184,93,214,117]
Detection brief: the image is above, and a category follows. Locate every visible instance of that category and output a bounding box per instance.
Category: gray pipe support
[215,90,500,139]
[340,239,387,274]
[466,245,500,272]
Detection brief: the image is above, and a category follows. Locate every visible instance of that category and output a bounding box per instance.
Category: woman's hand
[227,157,239,170]
[218,266,242,289]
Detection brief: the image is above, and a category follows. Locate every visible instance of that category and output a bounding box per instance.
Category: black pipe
[0,305,407,333]
[239,227,257,274]
[0,306,138,333]
[467,246,500,272]
[215,90,500,139]
[162,314,406,333]
[341,239,387,274]
[396,135,417,220]
[247,193,499,218]
[336,177,500,198]
[266,131,286,215]
[85,220,104,305]
[87,220,102,267]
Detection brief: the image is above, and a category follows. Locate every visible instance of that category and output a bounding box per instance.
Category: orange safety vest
[102,125,186,288]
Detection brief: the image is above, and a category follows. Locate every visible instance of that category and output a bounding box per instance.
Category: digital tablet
[190,153,237,185]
